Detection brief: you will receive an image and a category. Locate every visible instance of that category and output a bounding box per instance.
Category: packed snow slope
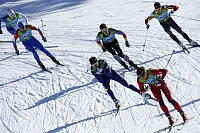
[0,0,200,133]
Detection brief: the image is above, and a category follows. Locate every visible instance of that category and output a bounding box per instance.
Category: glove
[96,68,103,74]
[0,29,2,34]
[125,41,130,47]
[146,24,150,29]
[155,79,163,87]
[15,49,19,55]
[169,10,174,16]
[143,84,151,91]
[102,47,106,52]
[42,36,47,42]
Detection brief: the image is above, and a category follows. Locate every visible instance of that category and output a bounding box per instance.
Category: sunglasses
[10,14,16,19]
[91,62,98,67]
[101,28,108,33]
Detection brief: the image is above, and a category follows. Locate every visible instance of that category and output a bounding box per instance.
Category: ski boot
[121,61,129,70]
[129,61,139,70]
[189,40,199,46]
[38,61,47,71]
[52,58,63,65]
[167,115,174,126]
[113,99,120,109]
[180,112,188,123]
[178,42,186,49]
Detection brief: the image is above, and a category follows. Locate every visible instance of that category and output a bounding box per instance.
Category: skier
[13,22,62,71]
[89,57,152,109]
[0,9,28,35]
[145,2,199,50]
[95,23,138,70]
[136,66,188,126]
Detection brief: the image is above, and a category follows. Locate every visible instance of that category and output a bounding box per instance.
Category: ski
[183,48,190,54]
[0,40,13,43]
[176,117,194,131]
[186,44,200,47]
[115,106,121,116]
[168,119,178,133]
[42,69,52,73]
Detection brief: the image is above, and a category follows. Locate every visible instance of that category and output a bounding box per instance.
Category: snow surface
[0,0,200,133]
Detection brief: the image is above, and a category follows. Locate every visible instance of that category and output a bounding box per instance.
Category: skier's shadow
[24,78,102,110]
[45,103,143,133]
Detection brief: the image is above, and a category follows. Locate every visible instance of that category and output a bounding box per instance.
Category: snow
[0,0,200,132]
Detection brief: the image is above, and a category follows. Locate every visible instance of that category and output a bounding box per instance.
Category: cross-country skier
[13,22,62,71]
[89,57,152,109]
[95,23,138,70]
[145,2,199,50]
[0,9,28,35]
[136,66,188,126]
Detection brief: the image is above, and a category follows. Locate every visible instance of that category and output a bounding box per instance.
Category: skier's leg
[151,87,170,116]
[160,22,182,45]
[169,18,192,42]
[6,27,15,35]
[32,37,54,59]
[23,43,41,63]
[110,70,140,94]
[102,77,119,107]
[161,81,183,113]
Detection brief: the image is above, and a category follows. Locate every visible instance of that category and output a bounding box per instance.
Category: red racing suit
[137,69,183,116]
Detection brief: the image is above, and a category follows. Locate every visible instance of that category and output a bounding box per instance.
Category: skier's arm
[145,13,155,25]
[151,69,168,80]
[113,28,128,41]
[137,79,146,93]
[166,5,179,11]
[29,25,44,37]
[13,32,19,54]
[18,12,28,25]
[92,71,103,83]
[102,61,112,77]
[95,33,104,48]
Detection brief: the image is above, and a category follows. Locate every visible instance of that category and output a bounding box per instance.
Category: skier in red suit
[136,66,188,126]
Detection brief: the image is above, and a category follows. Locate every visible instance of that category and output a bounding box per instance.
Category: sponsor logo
[103,34,115,43]
[146,75,157,84]
[19,30,31,40]
[157,10,168,20]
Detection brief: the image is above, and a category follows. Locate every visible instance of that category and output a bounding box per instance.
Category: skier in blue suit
[89,56,152,109]
[0,9,28,35]
[13,22,62,71]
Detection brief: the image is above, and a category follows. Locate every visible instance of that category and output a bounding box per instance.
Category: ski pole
[97,51,104,59]
[41,19,46,35]
[173,15,200,22]
[142,29,149,51]
[164,50,175,69]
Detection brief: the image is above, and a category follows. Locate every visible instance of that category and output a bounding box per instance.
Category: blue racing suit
[91,59,140,101]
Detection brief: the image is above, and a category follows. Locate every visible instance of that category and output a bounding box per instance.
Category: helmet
[99,23,107,30]
[136,67,146,77]
[7,9,15,17]
[154,2,161,9]
[18,22,24,29]
[89,57,97,65]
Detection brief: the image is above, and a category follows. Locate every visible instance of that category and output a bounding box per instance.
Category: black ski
[0,40,13,43]
[183,48,190,54]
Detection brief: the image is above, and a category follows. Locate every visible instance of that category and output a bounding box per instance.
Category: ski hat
[89,57,97,65]
[18,22,24,29]
[154,2,161,9]
[99,23,107,30]
[136,66,146,77]
[7,9,15,17]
